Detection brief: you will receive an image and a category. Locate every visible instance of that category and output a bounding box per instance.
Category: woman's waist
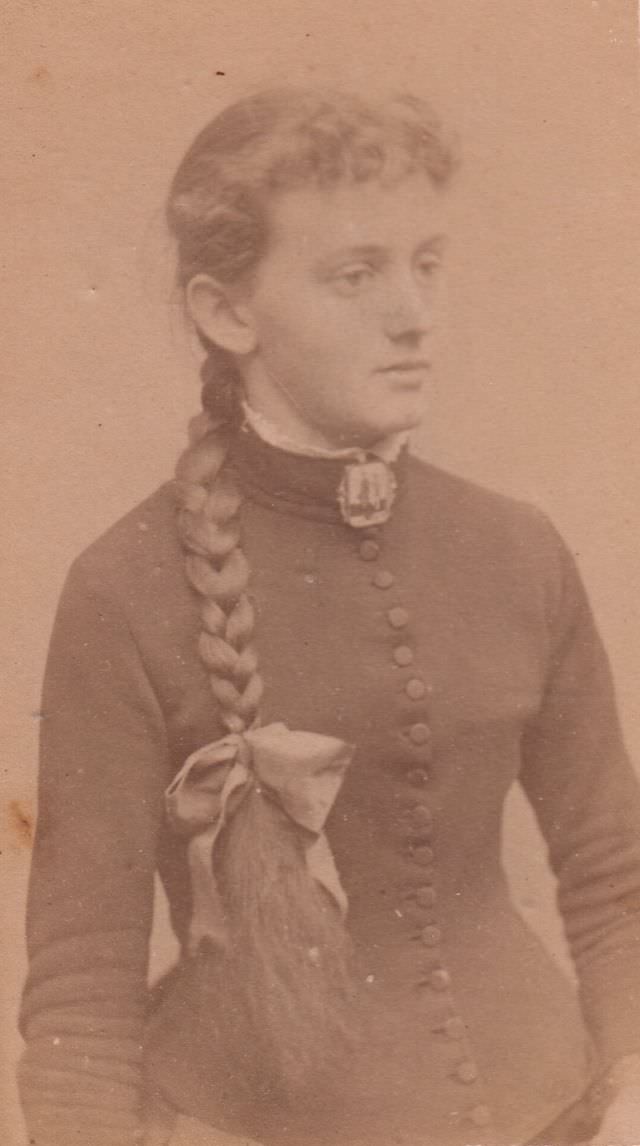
[344,860,512,948]
[345,870,582,1027]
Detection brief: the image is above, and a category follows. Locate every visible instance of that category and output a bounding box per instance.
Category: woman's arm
[18,555,171,1146]
[519,521,640,1074]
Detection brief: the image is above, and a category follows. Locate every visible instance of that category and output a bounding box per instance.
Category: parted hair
[166,87,457,1101]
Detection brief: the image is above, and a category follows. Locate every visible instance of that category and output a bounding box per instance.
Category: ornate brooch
[337,459,398,528]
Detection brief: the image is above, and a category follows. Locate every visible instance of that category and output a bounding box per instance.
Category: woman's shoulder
[407,452,553,531]
[405,452,568,579]
[64,480,186,612]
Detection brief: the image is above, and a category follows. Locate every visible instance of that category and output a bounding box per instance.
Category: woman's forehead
[264,175,449,260]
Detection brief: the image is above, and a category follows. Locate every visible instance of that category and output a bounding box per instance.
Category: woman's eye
[331,266,375,294]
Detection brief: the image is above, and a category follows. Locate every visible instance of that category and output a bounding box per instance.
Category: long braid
[176,348,263,735]
[173,350,357,1104]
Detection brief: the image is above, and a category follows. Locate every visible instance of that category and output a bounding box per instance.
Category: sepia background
[1,1,639,1141]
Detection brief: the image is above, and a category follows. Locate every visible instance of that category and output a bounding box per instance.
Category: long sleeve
[520,522,640,1071]
[18,555,171,1146]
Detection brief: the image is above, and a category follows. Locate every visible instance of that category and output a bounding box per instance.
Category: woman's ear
[186,274,258,356]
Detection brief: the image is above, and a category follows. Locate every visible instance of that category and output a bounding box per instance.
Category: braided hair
[166,87,457,1102]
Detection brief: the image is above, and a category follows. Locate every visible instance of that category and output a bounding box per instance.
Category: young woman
[18,88,640,1146]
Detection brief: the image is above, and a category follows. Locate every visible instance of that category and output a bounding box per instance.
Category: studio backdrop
[1,2,639,1142]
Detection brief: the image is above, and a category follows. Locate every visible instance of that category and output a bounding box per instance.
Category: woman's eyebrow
[314,245,390,274]
[415,234,449,256]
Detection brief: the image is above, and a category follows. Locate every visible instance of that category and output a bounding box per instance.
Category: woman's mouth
[377,360,431,374]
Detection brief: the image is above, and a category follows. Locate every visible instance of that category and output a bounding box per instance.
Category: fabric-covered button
[388,606,410,629]
[456,1061,479,1084]
[359,539,380,561]
[393,645,414,667]
[405,678,426,700]
[373,569,394,589]
[421,925,442,947]
[403,901,430,928]
[445,1017,466,1040]
[405,808,432,839]
[410,805,432,828]
[469,1104,492,1127]
[412,846,434,866]
[429,969,451,991]
[415,886,437,909]
[407,768,429,787]
[409,722,431,745]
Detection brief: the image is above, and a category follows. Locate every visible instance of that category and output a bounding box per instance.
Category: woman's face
[239,173,449,449]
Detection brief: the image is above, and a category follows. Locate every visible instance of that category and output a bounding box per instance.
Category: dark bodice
[147,431,589,1143]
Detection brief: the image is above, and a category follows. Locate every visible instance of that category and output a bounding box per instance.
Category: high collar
[228,421,409,525]
[241,400,410,464]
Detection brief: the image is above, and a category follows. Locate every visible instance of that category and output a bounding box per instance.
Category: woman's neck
[241,400,409,464]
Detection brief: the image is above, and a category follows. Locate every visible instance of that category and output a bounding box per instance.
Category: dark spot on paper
[9,801,34,848]
[31,65,51,84]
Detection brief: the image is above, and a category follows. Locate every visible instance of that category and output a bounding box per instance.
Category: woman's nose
[382,281,433,341]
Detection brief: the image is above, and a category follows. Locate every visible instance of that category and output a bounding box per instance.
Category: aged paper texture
[1,2,639,1144]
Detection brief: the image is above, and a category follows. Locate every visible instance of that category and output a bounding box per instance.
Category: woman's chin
[358,408,424,444]
[313,404,424,451]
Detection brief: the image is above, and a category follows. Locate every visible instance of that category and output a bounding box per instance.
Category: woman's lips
[377,360,431,373]
[377,361,431,386]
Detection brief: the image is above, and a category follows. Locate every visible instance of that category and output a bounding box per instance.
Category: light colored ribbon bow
[165,722,354,955]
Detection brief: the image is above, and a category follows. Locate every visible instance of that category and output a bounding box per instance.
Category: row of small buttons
[358,526,493,1135]
[363,545,432,737]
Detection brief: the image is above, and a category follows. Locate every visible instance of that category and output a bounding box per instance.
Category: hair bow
[165,722,354,954]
